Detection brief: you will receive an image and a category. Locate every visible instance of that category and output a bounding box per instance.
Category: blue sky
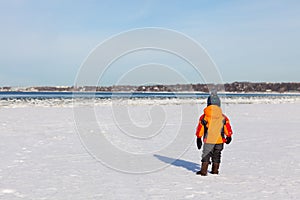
[0,0,299,86]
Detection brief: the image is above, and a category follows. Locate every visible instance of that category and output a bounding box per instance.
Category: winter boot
[196,162,209,176]
[211,163,220,174]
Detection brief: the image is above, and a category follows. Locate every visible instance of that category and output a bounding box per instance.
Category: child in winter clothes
[195,92,233,176]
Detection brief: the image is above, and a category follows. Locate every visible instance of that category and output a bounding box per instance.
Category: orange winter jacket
[196,105,233,144]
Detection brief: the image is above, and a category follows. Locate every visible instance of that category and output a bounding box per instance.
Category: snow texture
[0,101,299,199]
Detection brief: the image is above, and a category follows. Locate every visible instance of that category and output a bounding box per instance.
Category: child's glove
[225,137,232,144]
[196,138,202,150]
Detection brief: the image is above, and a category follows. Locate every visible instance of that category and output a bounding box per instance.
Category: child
[195,92,233,176]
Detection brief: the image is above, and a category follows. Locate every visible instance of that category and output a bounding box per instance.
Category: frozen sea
[0,93,299,199]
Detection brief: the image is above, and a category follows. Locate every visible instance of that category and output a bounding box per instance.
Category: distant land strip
[1,82,300,93]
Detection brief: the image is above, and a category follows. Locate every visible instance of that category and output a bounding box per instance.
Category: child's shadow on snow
[154,154,200,173]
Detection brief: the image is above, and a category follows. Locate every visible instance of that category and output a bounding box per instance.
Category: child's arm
[223,115,233,144]
[223,115,233,137]
[196,114,205,149]
[195,114,205,138]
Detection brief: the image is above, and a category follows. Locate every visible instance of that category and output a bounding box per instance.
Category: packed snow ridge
[0,96,300,108]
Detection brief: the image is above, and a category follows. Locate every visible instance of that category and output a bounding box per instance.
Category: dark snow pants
[201,143,224,163]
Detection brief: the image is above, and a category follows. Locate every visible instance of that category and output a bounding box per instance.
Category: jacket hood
[204,105,223,119]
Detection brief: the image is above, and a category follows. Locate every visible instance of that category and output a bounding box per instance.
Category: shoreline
[1,91,300,95]
[1,82,300,93]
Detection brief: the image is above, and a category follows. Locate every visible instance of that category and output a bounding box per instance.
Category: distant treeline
[1,82,300,93]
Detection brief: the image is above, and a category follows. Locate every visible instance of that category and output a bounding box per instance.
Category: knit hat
[207,92,221,107]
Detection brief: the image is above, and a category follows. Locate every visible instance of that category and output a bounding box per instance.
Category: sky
[0,0,299,86]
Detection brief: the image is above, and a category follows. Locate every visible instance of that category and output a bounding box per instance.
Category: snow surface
[0,101,299,199]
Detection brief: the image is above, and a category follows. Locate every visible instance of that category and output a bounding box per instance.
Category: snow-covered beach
[2,0,300,199]
[0,98,299,199]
